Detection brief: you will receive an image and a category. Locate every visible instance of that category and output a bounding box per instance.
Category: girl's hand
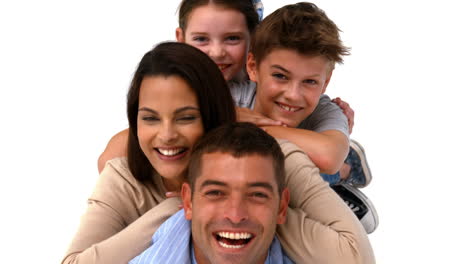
[332,97,355,134]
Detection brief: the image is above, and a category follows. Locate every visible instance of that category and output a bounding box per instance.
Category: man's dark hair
[188,122,286,194]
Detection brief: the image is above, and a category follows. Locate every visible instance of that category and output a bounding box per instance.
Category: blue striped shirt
[130,210,293,264]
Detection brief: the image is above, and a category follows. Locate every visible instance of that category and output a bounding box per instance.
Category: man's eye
[251,192,269,199]
[205,190,224,197]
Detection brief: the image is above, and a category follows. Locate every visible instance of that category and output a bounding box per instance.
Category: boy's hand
[332,97,354,134]
[236,107,283,127]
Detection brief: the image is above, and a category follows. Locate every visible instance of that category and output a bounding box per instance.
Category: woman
[62,42,236,264]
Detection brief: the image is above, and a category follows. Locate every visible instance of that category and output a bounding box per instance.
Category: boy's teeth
[217,232,252,240]
[278,104,299,112]
[158,148,184,156]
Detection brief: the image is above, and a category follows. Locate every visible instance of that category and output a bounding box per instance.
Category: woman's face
[137,75,204,191]
[177,4,250,82]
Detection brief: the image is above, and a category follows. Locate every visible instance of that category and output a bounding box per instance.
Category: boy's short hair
[251,2,350,69]
[187,122,286,194]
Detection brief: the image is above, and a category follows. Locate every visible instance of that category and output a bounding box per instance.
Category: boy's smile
[247,49,333,127]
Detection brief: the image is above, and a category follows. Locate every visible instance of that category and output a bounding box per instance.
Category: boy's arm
[98,129,129,173]
[263,126,348,174]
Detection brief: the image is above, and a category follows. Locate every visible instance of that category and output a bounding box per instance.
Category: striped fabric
[129,209,293,264]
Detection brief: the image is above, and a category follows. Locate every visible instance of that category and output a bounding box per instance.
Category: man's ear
[175,27,185,42]
[277,188,290,225]
[181,182,193,220]
[321,67,334,95]
[246,52,258,82]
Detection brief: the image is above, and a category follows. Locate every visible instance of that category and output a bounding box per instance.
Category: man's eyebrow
[248,182,274,193]
[200,180,227,189]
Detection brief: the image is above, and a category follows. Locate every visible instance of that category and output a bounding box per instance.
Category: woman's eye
[177,115,197,123]
[142,116,159,122]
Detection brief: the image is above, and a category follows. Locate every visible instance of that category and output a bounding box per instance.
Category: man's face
[247,49,333,128]
[182,152,289,264]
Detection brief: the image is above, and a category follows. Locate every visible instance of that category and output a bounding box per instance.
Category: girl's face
[177,4,250,82]
[137,75,204,191]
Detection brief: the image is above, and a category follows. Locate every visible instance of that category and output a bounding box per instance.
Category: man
[130,123,374,264]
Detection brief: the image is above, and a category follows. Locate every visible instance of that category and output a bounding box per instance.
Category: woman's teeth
[158,148,184,156]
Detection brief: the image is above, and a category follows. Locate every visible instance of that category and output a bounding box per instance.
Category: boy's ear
[246,52,258,82]
[175,27,185,42]
[181,182,193,220]
[276,188,290,225]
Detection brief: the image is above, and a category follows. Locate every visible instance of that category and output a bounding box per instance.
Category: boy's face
[247,49,333,128]
[182,152,289,264]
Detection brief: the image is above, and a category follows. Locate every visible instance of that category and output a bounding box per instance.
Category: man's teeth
[278,103,300,112]
[158,148,184,156]
[218,241,245,249]
[217,232,252,240]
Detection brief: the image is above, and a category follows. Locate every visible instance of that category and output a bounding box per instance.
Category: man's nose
[224,194,248,224]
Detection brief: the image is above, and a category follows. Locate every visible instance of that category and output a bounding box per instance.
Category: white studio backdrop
[1,0,467,263]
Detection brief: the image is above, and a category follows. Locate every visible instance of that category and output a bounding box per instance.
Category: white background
[1,0,467,263]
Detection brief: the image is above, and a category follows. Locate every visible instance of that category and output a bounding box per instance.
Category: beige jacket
[63,140,374,264]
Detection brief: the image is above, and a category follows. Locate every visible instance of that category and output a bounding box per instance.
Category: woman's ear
[181,183,193,220]
[176,27,185,42]
[246,52,258,82]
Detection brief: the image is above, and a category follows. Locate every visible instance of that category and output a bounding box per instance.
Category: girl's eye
[225,35,241,42]
[193,36,208,43]
[272,73,287,80]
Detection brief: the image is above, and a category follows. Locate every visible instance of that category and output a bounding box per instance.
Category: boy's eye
[272,73,287,80]
[304,79,318,85]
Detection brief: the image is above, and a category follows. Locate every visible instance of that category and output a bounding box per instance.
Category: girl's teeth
[279,104,299,112]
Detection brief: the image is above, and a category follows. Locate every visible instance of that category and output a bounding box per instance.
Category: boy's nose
[283,82,301,102]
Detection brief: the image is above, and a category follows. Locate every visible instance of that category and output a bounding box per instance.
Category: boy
[236,2,378,233]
